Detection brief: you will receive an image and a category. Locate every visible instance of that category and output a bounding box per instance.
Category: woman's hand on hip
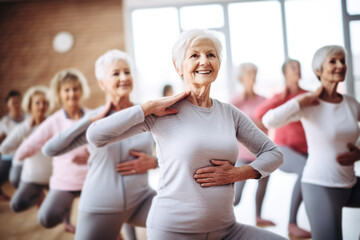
[141,91,190,117]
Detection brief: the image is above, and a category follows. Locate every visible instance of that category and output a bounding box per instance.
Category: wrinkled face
[240,67,257,88]
[180,38,220,87]
[99,60,133,98]
[7,96,22,115]
[318,53,346,83]
[30,93,48,119]
[59,80,82,108]
[284,61,301,85]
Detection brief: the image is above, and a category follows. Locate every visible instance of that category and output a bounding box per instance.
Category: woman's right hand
[89,99,112,123]
[141,91,190,117]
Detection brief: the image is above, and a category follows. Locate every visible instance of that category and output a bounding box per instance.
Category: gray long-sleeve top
[42,106,155,213]
[86,99,283,233]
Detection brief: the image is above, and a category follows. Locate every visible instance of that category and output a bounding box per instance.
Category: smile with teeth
[196,70,212,74]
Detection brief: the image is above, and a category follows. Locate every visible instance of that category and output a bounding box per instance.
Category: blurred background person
[0,86,52,212]
[14,69,90,233]
[262,45,360,240]
[254,59,311,238]
[230,62,275,227]
[162,84,174,97]
[0,90,26,201]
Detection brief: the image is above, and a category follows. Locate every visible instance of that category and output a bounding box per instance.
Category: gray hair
[22,85,53,114]
[49,68,90,106]
[95,49,134,81]
[312,45,346,80]
[237,62,258,79]
[172,29,223,73]
[281,59,301,75]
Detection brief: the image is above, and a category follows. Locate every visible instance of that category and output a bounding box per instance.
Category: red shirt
[254,90,308,154]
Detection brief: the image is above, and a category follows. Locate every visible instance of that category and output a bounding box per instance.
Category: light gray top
[42,106,155,213]
[87,99,283,232]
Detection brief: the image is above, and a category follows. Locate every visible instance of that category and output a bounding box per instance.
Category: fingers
[116,161,134,172]
[210,159,229,166]
[130,150,142,157]
[315,85,324,97]
[195,167,216,174]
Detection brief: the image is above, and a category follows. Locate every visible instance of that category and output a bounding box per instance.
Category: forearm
[42,118,90,156]
[262,99,301,129]
[87,105,147,148]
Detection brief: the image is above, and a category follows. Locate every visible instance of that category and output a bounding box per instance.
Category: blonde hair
[22,85,53,114]
[49,69,90,106]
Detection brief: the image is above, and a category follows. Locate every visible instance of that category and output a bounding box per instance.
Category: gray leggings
[278,146,307,224]
[75,190,156,240]
[234,160,270,217]
[9,165,22,188]
[11,181,47,212]
[302,178,360,240]
[38,189,80,228]
[147,222,287,240]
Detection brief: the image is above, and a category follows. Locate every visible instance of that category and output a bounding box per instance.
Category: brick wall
[0,0,125,117]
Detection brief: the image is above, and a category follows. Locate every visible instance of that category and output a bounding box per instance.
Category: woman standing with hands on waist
[262,45,360,240]
[86,29,285,239]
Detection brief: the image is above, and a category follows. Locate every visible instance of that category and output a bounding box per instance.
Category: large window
[126,0,359,102]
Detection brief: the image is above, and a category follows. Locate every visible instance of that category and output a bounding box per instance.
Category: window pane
[132,8,181,102]
[350,21,360,101]
[180,4,224,30]
[228,1,284,97]
[347,0,360,15]
[285,0,343,91]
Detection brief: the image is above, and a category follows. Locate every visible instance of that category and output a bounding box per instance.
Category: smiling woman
[85,29,285,240]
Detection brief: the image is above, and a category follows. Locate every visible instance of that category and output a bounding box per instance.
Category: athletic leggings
[233,160,270,217]
[147,222,287,240]
[0,159,11,186]
[75,190,156,240]
[38,189,80,228]
[302,178,360,240]
[9,165,22,188]
[278,146,307,224]
[11,181,47,212]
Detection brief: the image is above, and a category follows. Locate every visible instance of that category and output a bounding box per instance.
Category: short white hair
[237,62,257,79]
[49,68,90,106]
[95,49,134,81]
[172,29,223,73]
[312,45,346,80]
[22,85,53,114]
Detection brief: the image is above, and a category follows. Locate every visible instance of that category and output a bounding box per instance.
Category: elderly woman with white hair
[262,45,360,240]
[86,29,284,239]
[15,69,91,233]
[0,86,52,212]
[42,49,157,240]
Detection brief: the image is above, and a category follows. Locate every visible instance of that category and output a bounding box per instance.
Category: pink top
[254,90,308,154]
[231,93,267,161]
[15,109,89,191]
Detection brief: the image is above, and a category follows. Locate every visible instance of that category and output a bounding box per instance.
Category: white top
[0,114,27,161]
[0,120,52,184]
[87,99,283,233]
[262,94,360,188]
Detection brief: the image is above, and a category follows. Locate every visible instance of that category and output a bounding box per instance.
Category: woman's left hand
[194,160,238,187]
[336,143,360,166]
[116,150,157,175]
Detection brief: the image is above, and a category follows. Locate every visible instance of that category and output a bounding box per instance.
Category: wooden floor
[0,182,147,240]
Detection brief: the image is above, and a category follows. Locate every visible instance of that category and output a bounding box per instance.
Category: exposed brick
[0,0,124,116]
